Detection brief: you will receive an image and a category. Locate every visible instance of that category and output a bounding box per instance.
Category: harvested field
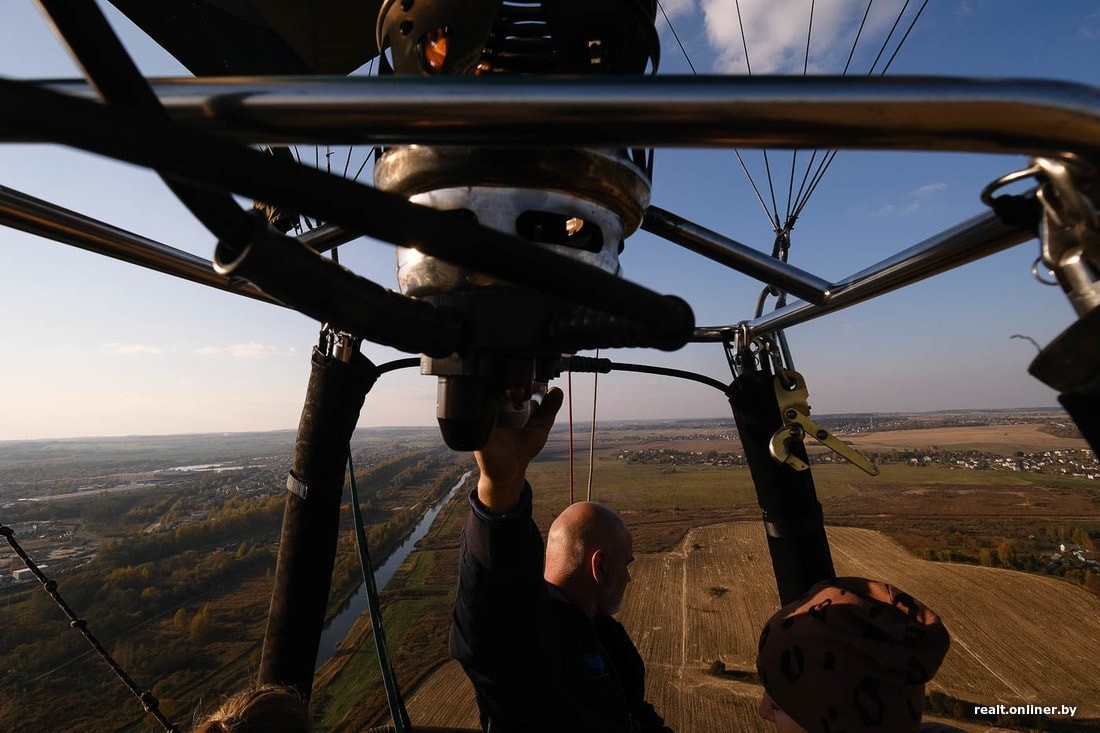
[394,521,1099,731]
[403,660,478,728]
[825,526,1100,715]
[848,424,1090,453]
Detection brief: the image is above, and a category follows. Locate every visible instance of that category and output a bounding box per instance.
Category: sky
[1,1,1098,440]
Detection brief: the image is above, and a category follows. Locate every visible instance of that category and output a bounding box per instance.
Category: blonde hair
[194,684,310,733]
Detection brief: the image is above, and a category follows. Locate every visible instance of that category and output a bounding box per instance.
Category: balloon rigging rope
[587,349,599,502]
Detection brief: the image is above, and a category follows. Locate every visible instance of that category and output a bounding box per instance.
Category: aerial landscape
[1,408,1097,732]
[2,2,1099,733]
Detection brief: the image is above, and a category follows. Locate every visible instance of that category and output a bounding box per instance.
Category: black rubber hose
[559,355,731,395]
[214,217,465,357]
[35,0,252,244]
[0,77,694,347]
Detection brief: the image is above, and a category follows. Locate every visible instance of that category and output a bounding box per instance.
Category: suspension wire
[792,0,875,217]
[344,59,377,182]
[587,350,600,502]
[733,0,754,73]
[881,0,929,73]
[346,452,412,733]
[0,524,180,732]
[657,0,697,74]
[843,0,875,74]
[293,145,317,230]
[793,0,925,221]
[568,366,575,504]
[785,0,815,225]
[790,149,821,219]
[734,0,782,231]
[660,0,771,224]
[734,145,779,227]
[792,150,840,220]
[352,151,374,184]
[790,0,842,218]
[868,0,912,74]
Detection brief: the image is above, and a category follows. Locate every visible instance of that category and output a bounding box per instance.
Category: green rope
[347,450,411,732]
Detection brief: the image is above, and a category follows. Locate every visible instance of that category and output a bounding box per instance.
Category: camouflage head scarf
[756,577,950,733]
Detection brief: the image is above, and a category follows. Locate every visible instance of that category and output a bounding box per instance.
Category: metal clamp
[768,370,879,476]
[319,324,362,363]
[989,158,1100,317]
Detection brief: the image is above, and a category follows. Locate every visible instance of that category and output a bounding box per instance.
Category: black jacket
[450,485,670,732]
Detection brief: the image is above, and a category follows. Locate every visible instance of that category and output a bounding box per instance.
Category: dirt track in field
[400,522,1100,732]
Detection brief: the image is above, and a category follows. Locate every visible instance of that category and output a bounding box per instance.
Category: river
[315,470,472,667]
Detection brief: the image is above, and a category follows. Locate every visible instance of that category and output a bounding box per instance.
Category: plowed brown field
[402,522,1100,732]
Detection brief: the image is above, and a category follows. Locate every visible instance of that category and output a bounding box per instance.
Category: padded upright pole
[259,347,377,697]
[1030,306,1100,456]
[729,369,835,605]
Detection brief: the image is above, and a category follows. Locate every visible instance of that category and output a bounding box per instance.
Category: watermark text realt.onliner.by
[973,704,1077,717]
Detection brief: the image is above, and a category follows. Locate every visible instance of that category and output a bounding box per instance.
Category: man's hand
[475,387,564,514]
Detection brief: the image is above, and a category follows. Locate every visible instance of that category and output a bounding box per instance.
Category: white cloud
[195,342,279,359]
[660,0,695,19]
[104,343,162,356]
[869,201,920,219]
[867,181,946,218]
[912,182,947,197]
[230,342,278,359]
[694,0,910,74]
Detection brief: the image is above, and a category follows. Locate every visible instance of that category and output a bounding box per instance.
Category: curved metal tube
[695,207,1035,340]
[0,184,277,305]
[28,75,1100,160]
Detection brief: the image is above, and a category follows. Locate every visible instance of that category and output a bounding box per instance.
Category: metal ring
[1031,257,1060,286]
[981,164,1041,208]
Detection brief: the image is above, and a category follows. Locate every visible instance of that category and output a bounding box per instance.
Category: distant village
[4,412,1096,590]
[616,446,1100,479]
[1,461,285,589]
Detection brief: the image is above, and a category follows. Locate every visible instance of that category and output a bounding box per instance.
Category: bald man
[450,388,671,732]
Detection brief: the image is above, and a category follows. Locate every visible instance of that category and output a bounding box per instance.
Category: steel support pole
[259,347,377,698]
[729,369,835,605]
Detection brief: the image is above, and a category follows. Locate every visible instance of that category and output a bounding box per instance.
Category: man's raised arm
[474,387,564,513]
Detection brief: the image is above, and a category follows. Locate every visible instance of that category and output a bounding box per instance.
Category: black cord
[0,78,693,346]
[0,524,180,732]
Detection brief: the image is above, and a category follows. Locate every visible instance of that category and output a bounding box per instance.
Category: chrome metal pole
[30,75,1100,159]
[298,223,360,253]
[694,209,1034,340]
[0,184,278,305]
[642,206,832,304]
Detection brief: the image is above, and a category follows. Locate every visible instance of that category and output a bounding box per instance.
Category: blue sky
[1,1,1098,440]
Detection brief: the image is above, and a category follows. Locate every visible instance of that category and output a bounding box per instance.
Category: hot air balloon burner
[373,0,660,449]
[374,145,651,449]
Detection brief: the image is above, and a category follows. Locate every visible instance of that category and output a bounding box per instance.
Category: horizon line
[0,405,1071,445]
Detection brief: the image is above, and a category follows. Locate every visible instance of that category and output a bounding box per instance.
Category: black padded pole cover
[259,347,378,697]
[1058,388,1100,455]
[1029,305,1100,455]
[729,369,835,605]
